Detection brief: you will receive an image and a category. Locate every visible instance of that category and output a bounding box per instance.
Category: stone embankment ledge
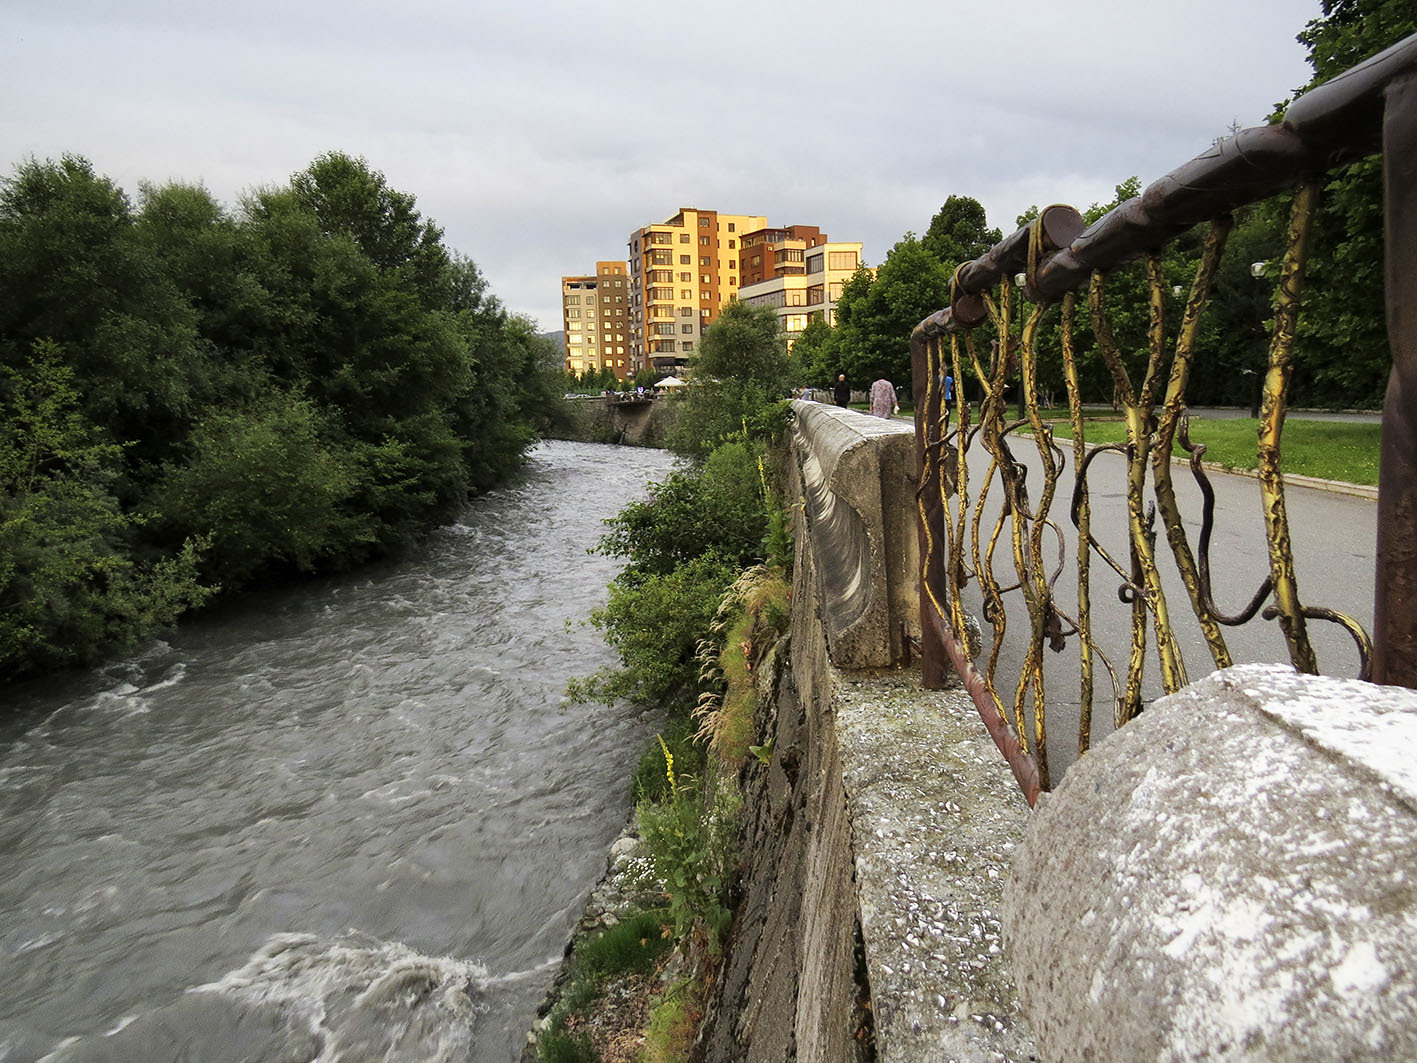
[789,400,919,668]
[1005,664,1417,1062]
[696,400,1038,1062]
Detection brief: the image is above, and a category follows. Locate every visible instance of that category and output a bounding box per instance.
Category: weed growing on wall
[637,738,742,945]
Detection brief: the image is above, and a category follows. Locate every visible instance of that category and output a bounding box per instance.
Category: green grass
[1035,414,1380,486]
[575,909,674,978]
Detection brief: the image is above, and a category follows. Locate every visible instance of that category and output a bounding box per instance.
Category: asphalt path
[942,422,1376,783]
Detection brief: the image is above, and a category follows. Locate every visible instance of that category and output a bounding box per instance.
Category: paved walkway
[944,429,1378,781]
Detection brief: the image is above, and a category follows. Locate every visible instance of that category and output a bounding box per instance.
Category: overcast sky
[4,1,1320,332]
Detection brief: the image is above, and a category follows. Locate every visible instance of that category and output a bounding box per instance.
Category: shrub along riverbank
[0,153,562,684]
[544,303,795,1063]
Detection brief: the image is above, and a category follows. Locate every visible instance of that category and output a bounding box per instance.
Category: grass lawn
[1034,412,1380,486]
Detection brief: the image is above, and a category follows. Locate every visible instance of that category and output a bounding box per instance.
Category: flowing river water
[0,440,679,1063]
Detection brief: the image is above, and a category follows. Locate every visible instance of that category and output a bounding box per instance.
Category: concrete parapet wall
[698,405,1036,1063]
[790,400,919,668]
[1004,664,1417,1062]
[548,395,676,446]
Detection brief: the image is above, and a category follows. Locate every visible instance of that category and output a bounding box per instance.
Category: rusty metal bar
[909,32,1417,805]
[1257,181,1321,674]
[1375,69,1417,686]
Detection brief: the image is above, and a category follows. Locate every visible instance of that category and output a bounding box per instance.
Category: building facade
[626,207,767,375]
[737,241,864,350]
[561,262,631,380]
[737,224,828,287]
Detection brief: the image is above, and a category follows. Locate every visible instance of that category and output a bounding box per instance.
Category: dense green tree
[788,313,834,388]
[0,343,210,679]
[830,237,950,388]
[0,153,558,682]
[595,441,768,586]
[0,157,206,461]
[922,195,1002,279]
[667,301,791,458]
[1282,0,1414,407]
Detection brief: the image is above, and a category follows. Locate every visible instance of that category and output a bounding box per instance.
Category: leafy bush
[595,440,768,585]
[568,551,738,708]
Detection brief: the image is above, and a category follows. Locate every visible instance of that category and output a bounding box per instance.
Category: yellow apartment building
[561,261,631,380]
[737,241,865,350]
[626,207,767,375]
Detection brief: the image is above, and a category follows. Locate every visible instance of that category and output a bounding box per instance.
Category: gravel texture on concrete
[1006,664,1417,1063]
[835,667,1040,1063]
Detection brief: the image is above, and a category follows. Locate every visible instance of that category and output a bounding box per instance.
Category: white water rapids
[0,441,679,1062]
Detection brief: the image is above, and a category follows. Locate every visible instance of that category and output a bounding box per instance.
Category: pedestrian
[944,372,955,424]
[869,378,898,418]
[833,373,851,408]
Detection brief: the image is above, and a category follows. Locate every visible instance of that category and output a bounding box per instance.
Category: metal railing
[911,33,1417,805]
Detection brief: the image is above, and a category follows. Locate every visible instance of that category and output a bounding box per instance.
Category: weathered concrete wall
[698,401,1037,1063]
[547,395,678,446]
[1005,664,1417,1063]
[791,401,919,668]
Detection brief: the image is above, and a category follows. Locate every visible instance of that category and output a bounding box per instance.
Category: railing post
[912,327,950,689]
[1375,70,1417,687]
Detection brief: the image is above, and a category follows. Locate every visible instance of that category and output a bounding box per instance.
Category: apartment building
[737,224,828,286]
[737,241,864,350]
[561,262,631,379]
[626,207,767,375]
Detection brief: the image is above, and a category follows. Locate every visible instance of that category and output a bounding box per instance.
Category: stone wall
[547,395,677,446]
[696,401,1037,1063]
[1005,664,1417,1063]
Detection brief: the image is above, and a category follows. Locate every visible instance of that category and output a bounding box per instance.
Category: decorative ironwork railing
[911,33,1417,806]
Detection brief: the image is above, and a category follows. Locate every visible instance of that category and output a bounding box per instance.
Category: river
[0,440,679,1063]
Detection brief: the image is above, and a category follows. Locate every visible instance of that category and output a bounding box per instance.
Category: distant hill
[541,330,565,352]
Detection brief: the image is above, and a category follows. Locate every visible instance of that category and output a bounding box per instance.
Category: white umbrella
[657,375,687,388]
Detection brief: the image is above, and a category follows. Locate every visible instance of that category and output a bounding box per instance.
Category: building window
[680,255,691,265]
[567,309,580,318]
[699,217,710,228]
[728,259,736,269]
[700,291,710,301]
[829,281,845,300]
[700,235,710,246]
[565,295,579,305]
[728,239,735,249]
[681,324,693,333]
[786,314,808,332]
[679,272,691,282]
[727,222,735,232]
[700,256,710,266]
[680,233,690,243]
[807,253,824,274]
[729,276,735,285]
[828,251,858,270]
[682,341,694,351]
[680,307,693,316]
[751,255,762,266]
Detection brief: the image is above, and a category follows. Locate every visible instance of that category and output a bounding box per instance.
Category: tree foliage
[825,236,950,389]
[666,301,792,458]
[922,195,1002,278]
[0,152,559,683]
[1282,0,1414,407]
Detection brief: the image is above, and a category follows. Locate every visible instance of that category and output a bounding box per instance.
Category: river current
[0,441,679,1063]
